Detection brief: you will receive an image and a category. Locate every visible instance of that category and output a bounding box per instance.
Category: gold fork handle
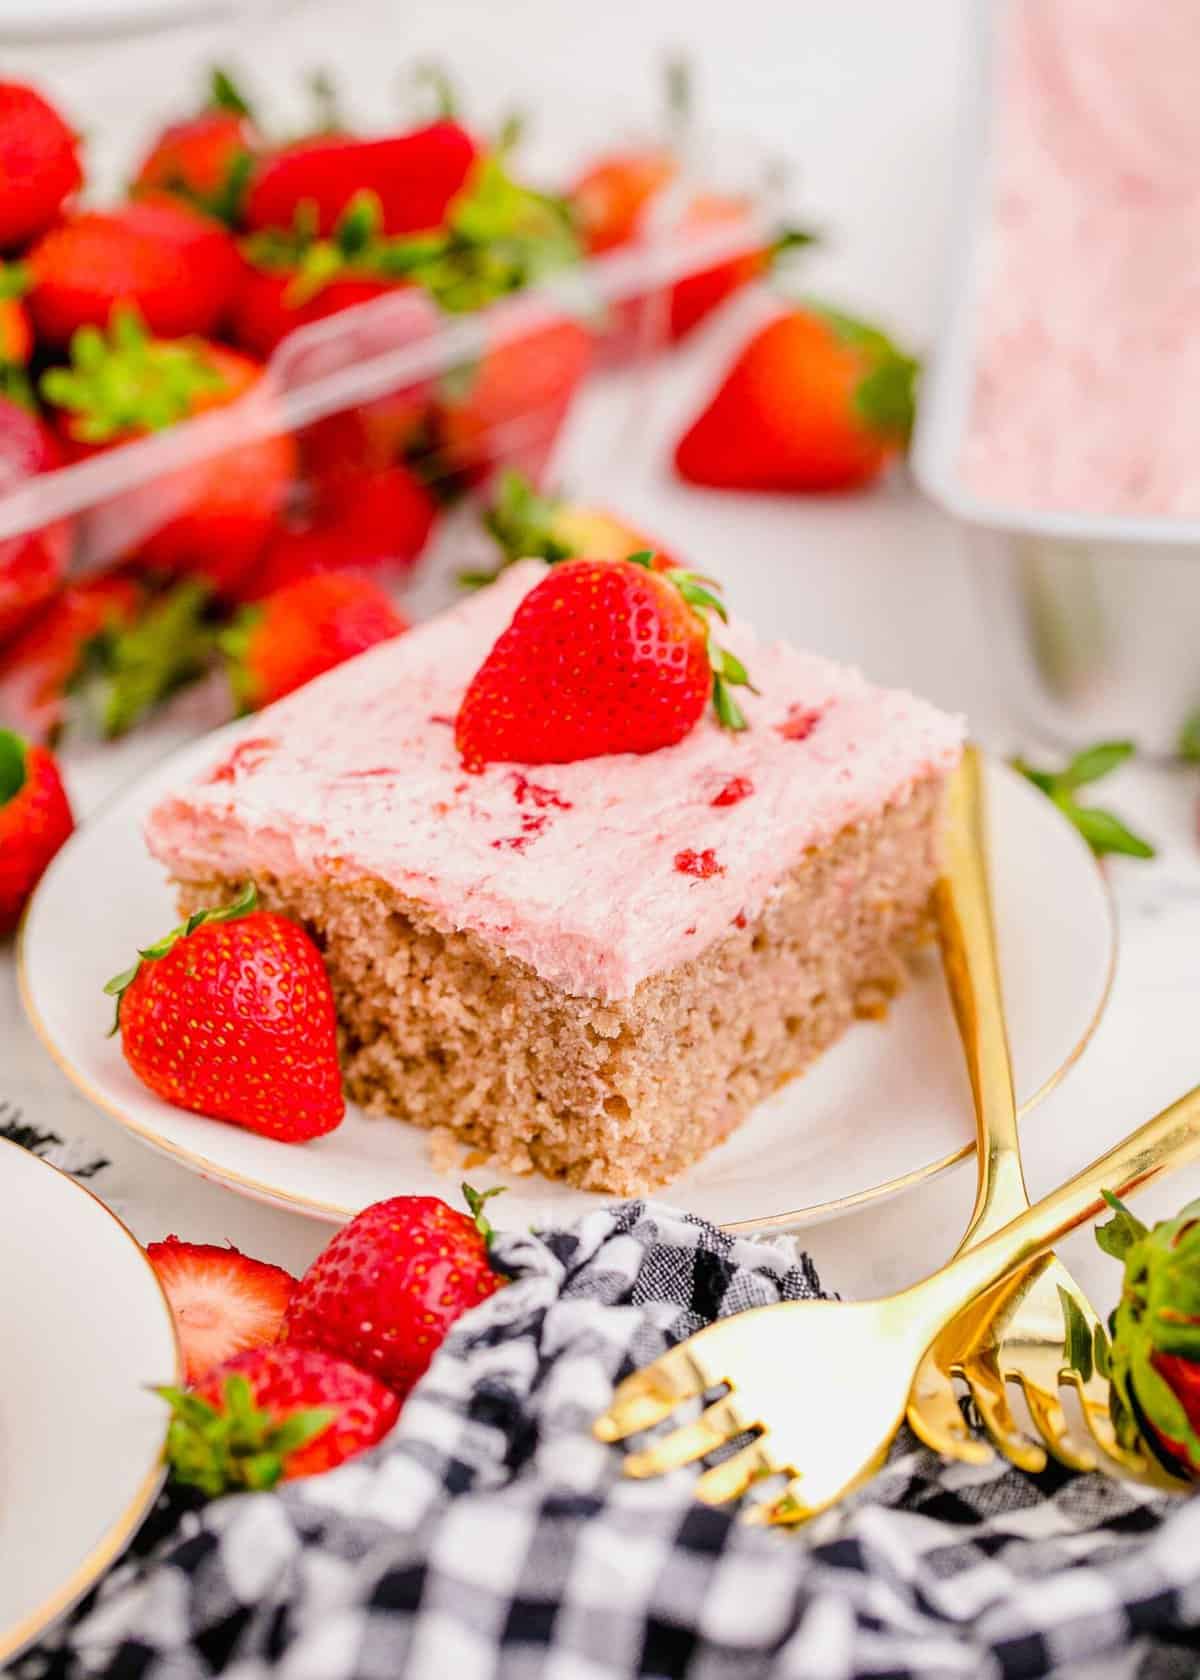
[911,1082,1200,1338]
[937,746,1029,1242]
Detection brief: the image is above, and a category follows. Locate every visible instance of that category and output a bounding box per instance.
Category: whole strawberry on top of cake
[144,556,963,1194]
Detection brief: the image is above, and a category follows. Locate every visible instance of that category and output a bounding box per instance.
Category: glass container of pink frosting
[914,0,1200,758]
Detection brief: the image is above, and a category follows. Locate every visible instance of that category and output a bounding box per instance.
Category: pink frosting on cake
[145,562,963,1000]
[962,0,1200,516]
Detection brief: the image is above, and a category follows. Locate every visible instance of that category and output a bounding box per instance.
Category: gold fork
[906,747,1137,1475]
[595,1083,1200,1524]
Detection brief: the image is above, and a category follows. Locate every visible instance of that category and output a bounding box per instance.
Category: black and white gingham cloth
[10,1168,1200,1680]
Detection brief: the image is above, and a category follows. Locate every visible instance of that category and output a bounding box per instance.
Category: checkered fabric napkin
[10,1132,1200,1680]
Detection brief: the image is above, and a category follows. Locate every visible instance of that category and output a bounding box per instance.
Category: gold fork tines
[907,748,1155,1479]
[595,1083,1200,1522]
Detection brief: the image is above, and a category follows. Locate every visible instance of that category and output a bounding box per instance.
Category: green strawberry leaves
[0,728,27,807]
[42,308,227,442]
[245,154,581,319]
[476,469,575,577]
[805,299,920,446]
[209,66,255,121]
[1011,740,1155,860]
[1092,1192,1200,1477]
[69,580,216,740]
[1057,1285,1096,1383]
[104,881,257,1033]
[627,551,755,732]
[161,1373,334,1496]
[462,1181,505,1246]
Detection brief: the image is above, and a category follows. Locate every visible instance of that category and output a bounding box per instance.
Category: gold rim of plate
[0,1138,183,1665]
[15,765,1118,1233]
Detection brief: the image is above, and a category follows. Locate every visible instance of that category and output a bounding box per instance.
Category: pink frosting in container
[962,0,1200,517]
[145,561,963,1001]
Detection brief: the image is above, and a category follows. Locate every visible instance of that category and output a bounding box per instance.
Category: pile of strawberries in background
[0,63,924,934]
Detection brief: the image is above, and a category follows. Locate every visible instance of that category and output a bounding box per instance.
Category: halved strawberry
[146,1236,297,1385]
[468,467,676,586]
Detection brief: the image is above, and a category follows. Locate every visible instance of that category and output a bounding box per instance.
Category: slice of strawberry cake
[144,557,963,1194]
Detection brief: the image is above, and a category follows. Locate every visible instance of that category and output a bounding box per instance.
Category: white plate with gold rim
[0,1139,180,1666]
[20,737,1115,1233]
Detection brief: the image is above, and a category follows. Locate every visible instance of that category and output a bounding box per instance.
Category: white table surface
[5,0,1200,1316]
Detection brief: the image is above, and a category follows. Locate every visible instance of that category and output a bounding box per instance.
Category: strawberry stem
[104,881,257,1034]
[461,1181,505,1246]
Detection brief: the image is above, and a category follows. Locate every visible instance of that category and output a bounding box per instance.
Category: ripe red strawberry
[0,728,73,935]
[43,311,295,595]
[231,191,447,358]
[246,462,437,598]
[232,263,394,358]
[164,1344,400,1493]
[132,70,259,225]
[223,571,408,708]
[245,121,478,238]
[0,399,72,644]
[147,1237,296,1385]
[435,317,592,486]
[674,304,918,492]
[570,146,678,255]
[665,197,813,342]
[0,82,82,250]
[284,1186,504,1399]
[0,573,139,742]
[468,467,676,586]
[0,267,31,371]
[27,199,240,348]
[454,554,752,769]
[106,883,345,1141]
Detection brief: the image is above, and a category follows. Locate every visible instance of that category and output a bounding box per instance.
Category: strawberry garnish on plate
[245,120,479,238]
[42,310,295,595]
[246,461,437,597]
[674,303,918,492]
[105,882,345,1141]
[0,81,82,251]
[0,728,73,936]
[131,69,260,227]
[162,1345,399,1493]
[465,467,677,586]
[0,397,73,643]
[146,1237,296,1385]
[221,571,408,709]
[27,198,240,347]
[454,553,753,769]
[283,1185,505,1400]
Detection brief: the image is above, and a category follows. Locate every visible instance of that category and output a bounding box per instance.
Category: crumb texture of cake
[174,774,945,1195]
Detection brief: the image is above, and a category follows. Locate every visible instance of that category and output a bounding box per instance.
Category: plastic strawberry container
[0,29,792,665]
